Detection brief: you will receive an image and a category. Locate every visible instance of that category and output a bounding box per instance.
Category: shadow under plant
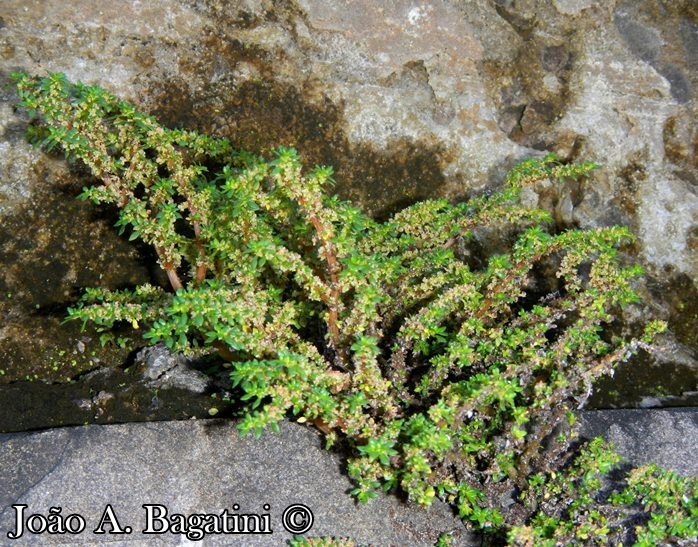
[9,72,697,546]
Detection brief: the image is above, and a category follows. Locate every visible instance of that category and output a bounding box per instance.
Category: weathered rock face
[0,0,695,404]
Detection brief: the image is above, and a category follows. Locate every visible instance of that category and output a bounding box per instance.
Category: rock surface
[578,408,698,476]
[0,346,222,433]
[0,420,476,546]
[137,345,210,394]
[0,410,696,546]
[0,2,696,397]
[1,4,696,543]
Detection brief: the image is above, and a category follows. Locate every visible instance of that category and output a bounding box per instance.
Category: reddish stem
[192,219,208,285]
[155,246,183,291]
[307,215,342,357]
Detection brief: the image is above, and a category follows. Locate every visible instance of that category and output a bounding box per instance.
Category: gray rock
[0,420,476,546]
[0,366,218,433]
[0,410,696,545]
[578,408,698,477]
[136,345,210,394]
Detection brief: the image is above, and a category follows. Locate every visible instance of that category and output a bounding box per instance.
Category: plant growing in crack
[14,72,687,544]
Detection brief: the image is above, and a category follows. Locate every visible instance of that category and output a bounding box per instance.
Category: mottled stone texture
[0,410,695,544]
[0,0,695,402]
[0,420,476,545]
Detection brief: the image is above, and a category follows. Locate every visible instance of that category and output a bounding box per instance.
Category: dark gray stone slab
[1,410,696,546]
[0,420,474,546]
[578,408,698,477]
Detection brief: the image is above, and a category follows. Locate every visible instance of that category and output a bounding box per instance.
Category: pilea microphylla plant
[14,72,674,539]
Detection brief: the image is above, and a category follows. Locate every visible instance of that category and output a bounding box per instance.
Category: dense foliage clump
[510,438,698,546]
[15,72,691,545]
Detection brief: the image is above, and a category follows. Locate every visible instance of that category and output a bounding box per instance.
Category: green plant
[15,72,668,535]
[510,438,698,546]
[434,531,457,546]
